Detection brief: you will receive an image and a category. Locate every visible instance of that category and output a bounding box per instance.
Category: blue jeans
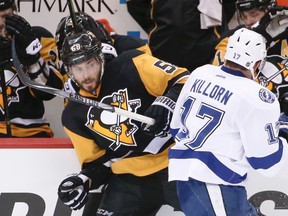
[177,179,258,216]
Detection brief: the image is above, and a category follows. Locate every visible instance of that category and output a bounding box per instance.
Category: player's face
[69,57,102,93]
[240,8,266,28]
[0,8,13,37]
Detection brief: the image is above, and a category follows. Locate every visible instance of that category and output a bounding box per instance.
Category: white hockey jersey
[169,65,288,186]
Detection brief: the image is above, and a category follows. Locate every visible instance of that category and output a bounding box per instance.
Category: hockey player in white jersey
[168,27,288,216]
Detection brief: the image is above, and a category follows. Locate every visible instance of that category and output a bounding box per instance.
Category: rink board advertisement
[0,139,183,216]
[0,138,288,216]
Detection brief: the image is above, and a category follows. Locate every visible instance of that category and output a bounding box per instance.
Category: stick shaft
[11,39,155,125]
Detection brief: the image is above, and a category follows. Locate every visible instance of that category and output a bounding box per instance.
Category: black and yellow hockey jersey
[62,49,189,177]
[0,26,63,137]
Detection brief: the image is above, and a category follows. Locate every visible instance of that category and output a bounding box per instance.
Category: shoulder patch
[258,88,275,103]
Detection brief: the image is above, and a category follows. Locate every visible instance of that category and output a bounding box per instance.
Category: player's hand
[141,96,175,137]
[253,6,288,47]
[58,173,91,210]
[0,37,12,64]
[278,114,288,141]
[5,14,42,66]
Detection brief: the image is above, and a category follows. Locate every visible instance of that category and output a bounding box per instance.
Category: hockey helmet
[224,28,266,78]
[0,0,15,10]
[61,30,103,66]
[61,30,105,85]
[236,0,276,12]
[55,12,113,57]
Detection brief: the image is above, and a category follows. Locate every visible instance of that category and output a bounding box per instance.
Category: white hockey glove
[253,6,288,48]
[58,173,91,210]
[26,58,51,84]
[141,96,175,138]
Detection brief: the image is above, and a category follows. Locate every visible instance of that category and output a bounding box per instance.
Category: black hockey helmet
[236,0,276,12]
[0,0,15,10]
[55,12,113,57]
[61,30,103,67]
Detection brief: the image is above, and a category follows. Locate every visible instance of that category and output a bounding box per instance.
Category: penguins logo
[0,69,26,114]
[86,89,141,151]
[257,55,288,99]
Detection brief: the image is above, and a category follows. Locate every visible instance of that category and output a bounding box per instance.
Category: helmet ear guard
[224,28,267,79]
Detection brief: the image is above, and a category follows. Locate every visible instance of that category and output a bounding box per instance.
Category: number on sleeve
[265,123,278,144]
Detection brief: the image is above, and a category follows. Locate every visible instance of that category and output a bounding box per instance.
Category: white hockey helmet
[224,28,267,78]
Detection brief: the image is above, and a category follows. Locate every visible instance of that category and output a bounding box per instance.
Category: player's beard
[80,78,100,93]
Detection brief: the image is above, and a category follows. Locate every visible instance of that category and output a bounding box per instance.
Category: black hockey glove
[253,6,288,48]
[280,96,288,115]
[142,84,183,137]
[5,14,42,66]
[278,114,288,141]
[0,37,12,65]
[141,96,175,137]
[58,173,90,210]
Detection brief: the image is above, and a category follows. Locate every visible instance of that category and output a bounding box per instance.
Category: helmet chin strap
[253,59,266,80]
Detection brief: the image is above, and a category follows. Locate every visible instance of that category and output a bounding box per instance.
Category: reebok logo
[33,43,40,51]
[97,208,113,216]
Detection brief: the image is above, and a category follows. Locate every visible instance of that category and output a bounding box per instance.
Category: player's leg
[159,168,182,212]
[82,192,103,216]
[177,179,217,216]
[177,179,258,216]
[96,172,165,216]
[220,184,258,216]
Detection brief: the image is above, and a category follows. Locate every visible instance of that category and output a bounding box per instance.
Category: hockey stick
[67,0,77,30]
[11,39,155,125]
[0,60,12,136]
[266,57,288,82]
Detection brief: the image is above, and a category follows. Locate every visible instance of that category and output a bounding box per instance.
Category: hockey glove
[0,37,12,64]
[58,173,90,210]
[253,6,288,48]
[281,99,288,115]
[5,14,42,66]
[141,96,175,137]
[278,114,288,141]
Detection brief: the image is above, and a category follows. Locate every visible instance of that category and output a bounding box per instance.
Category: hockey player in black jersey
[57,27,189,215]
[55,12,160,215]
[0,0,63,137]
[55,12,151,102]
